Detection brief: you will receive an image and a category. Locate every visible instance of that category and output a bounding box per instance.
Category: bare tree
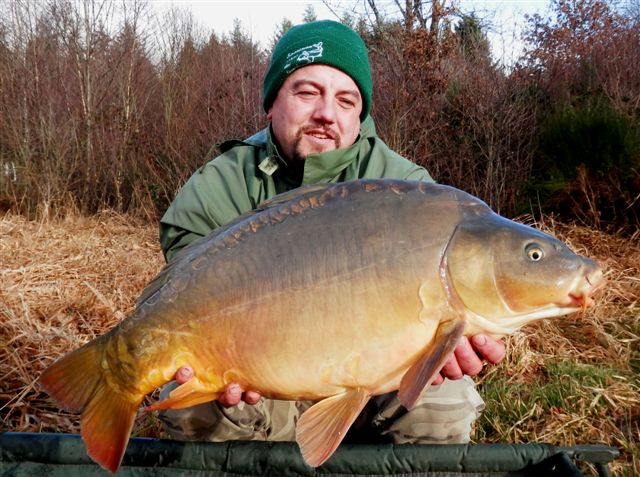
[326,0,456,32]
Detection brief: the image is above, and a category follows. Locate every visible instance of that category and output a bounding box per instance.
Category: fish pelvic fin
[398,319,466,410]
[296,388,370,467]
[145,377,220,411]
[39,338,142,473]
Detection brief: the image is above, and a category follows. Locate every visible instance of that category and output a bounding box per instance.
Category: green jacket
[160,117,433,261]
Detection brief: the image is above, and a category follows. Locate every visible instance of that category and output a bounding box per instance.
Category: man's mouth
[292,126,342,160]
[300,126,340,148]
[306,129,336,141]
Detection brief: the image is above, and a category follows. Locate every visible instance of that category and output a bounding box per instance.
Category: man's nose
[311,97,337,123]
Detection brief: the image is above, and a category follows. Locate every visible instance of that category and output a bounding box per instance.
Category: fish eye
[525,243,544,261]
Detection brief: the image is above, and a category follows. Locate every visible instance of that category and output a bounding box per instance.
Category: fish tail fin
[39,338,142,473]
[82,379,140,473]
[39,339,106,412]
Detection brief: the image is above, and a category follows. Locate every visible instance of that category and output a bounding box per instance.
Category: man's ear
[266,108,273,121]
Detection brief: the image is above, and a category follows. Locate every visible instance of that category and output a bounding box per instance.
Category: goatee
[293,125,341,161]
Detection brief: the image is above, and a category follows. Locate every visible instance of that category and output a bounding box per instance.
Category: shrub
[532,98,639,232]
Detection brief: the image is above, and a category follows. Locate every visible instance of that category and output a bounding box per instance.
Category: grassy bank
[0,212,637,475]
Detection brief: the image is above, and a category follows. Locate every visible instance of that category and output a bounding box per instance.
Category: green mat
[0,433,618,477]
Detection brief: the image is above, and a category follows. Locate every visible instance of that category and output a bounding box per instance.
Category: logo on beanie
[283,42,324,72]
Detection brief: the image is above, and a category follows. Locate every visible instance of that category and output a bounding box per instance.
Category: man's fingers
[173,368,262,407]
[219,383,243,407]
[471,334,506,364]
[440,353,464,380]
[218,384,262,407]
[453,336,484,377]
[175,366,194,384]
[243,390,262,405]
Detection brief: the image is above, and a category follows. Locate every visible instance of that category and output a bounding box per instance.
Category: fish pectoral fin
[146,378,220,411]
[398,319,466,410]
[296,388,370,467]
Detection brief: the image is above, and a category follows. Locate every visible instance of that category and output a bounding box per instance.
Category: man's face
[267,64,363,162]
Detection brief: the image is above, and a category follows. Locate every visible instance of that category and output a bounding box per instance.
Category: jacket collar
[245,116,378,185]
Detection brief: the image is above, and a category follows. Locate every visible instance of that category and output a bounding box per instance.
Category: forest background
[0,0,638,232]
[0,0,638,475]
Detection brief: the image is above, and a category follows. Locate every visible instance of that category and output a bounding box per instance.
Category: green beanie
[263,20,372,121]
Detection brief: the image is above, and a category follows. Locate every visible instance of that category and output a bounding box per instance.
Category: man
[159,20,504,447]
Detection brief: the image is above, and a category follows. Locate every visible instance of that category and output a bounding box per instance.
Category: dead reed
[1,211,637,475]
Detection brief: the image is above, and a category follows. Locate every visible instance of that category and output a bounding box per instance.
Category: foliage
[533,99,640,231]
[0,0,638,232]
[363,12,537,214]
[268,18,293,53]
[455,13,491,62]
[0,0,265,219]
[522,0,640,116]
[520,0,640,232]
[302,4,317,23]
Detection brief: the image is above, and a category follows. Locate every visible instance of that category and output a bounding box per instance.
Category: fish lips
[566,268,606,308]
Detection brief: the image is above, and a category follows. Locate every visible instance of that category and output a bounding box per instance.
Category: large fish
[39,179,604,472]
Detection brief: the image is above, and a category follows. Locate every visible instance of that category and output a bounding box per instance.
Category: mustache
[298,125,341,145]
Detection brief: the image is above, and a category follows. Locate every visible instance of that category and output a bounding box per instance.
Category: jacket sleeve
[159,153,256,262]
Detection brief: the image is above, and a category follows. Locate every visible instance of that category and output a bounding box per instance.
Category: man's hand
[431,334,505,385]
[174,366,262,406]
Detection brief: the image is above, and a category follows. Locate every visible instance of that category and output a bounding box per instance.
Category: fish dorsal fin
[296,388,370,467]
[135,205,259,307]
[255,183,334,210]
[397,319,466,410]
[136,183,337,308]
[135,256,182,307]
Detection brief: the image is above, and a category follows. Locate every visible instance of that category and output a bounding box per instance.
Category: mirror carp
[39,179,604,472]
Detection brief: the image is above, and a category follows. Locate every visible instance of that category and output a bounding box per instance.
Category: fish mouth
[567,293,593,308]
[463,267,606,336]
[565,267,606,308]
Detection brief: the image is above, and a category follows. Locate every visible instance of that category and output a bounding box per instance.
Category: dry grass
[1,212,638,475]
[0,211,164,435]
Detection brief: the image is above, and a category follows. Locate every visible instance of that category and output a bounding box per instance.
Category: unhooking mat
[0,433,619,477]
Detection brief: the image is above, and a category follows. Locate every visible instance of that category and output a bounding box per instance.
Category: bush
[532,98,639,232]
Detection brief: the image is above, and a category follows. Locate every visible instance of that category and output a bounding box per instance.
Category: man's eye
[339,98,355,108]
[297,90,316,97]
